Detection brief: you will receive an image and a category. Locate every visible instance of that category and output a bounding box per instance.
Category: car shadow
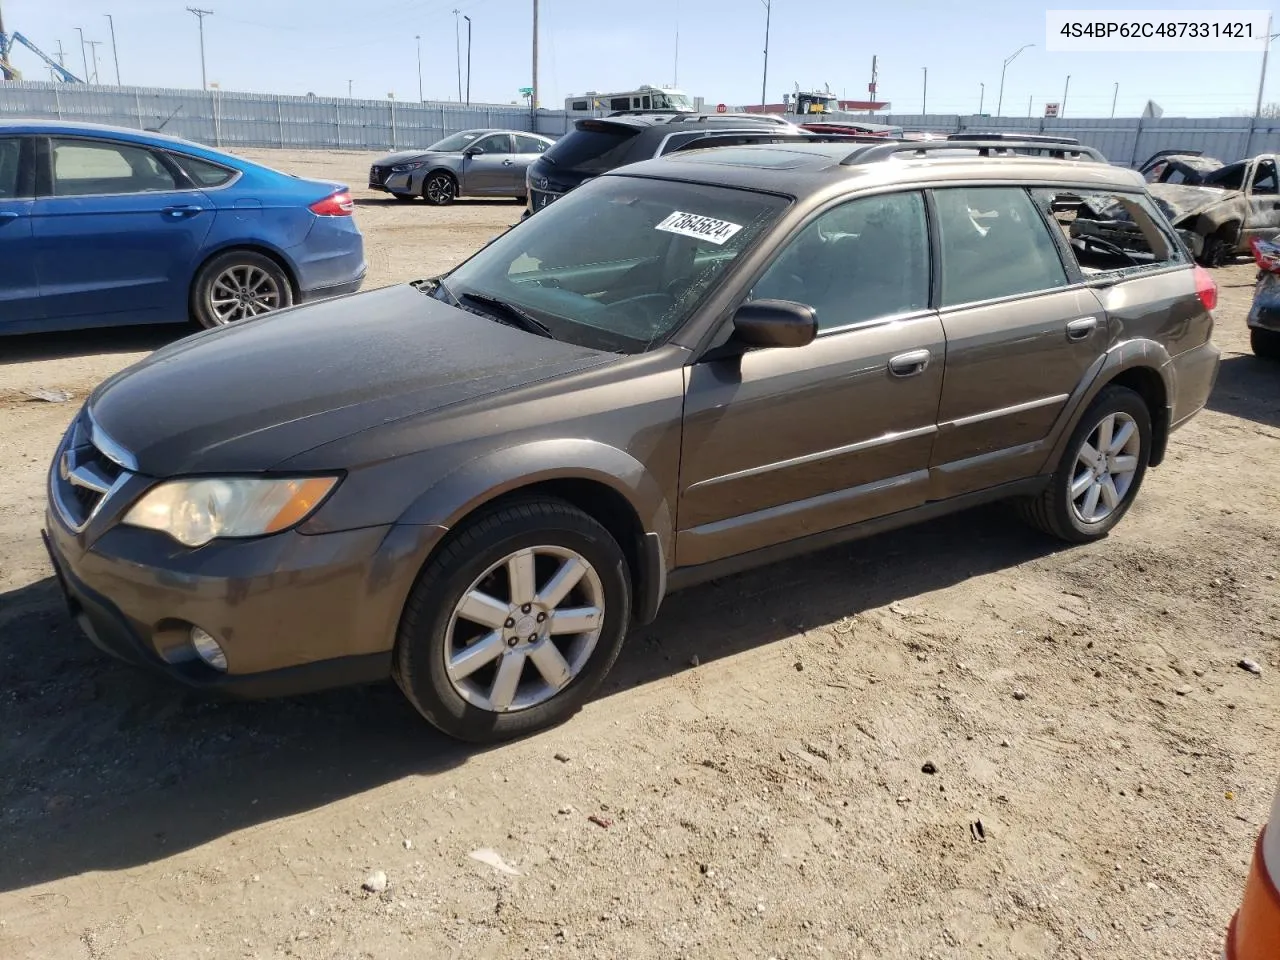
[0,503,1059,892]
[1205,354,1280,428]
[0,324,191,366]
[354,197,524,208]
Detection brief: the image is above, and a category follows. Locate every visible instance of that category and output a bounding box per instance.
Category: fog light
[190,626,228,672]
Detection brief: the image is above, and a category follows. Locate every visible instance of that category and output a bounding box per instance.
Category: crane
[0,31,85,83]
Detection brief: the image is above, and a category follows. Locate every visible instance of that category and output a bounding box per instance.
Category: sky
[4,0,1278,118]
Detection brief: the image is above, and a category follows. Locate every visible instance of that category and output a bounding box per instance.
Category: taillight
[309,190,354,216]
[1250,236,1280,272]
[1193,264,1217,312]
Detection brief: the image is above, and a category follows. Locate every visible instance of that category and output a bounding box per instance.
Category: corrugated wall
[0,80,537,152]
[5,81,1280,164]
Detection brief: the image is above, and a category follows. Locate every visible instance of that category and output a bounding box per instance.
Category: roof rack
[947,131,1082,145]
[841,138,1106,165]
[672,132,900,153]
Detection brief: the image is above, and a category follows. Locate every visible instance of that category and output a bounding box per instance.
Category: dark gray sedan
[369,129,555,205]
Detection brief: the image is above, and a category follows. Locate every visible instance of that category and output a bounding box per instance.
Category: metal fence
[0,80,538,152]
[5,80,1280,164]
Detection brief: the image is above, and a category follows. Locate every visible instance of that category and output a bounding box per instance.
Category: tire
[1198,224,1238,268]
[422,171,457,205]
[1016,385,1152,544]
[512,193,529,204]
[190,250,293,329]
[393,497,632,743]
[1252,328,1280,361]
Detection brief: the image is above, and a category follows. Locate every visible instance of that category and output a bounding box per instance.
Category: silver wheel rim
[444,545,605,713]
[208,264,283,324]
[425,174,454,203]
[1070,411,1141,524]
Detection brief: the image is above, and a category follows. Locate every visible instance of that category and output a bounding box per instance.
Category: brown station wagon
[44,138,1221,743]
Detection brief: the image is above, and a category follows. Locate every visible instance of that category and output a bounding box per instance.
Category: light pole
[1254,17,1280,117]
[1111,82,1118,118]
[105,14,120,85]
[996,42,1033,117]
[452,8,461,101]
[1061,74,1070,118]
[921,66,927,115]
[464,15,471,104]
[759,0,771,110]
[415,35,423,102]
[531,0,538,126]
[75,26,89,82]
[978,81,984,115]
[347,79,353,98]
[186,8,212,91]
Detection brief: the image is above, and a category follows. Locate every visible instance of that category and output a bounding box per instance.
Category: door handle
[502,159,514,165]
[162,205,204,219]
[888,349,931,377]
[0,211,18,223]
[1066,316,1098,341]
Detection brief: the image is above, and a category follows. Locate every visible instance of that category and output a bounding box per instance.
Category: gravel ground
[0,149,1277,960]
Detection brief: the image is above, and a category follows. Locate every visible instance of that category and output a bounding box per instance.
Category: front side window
[472,134,511,155]
[749,191,930,331]
[0,138,20,198]
[1037,188,1187,276]
[933,186,1068,307]
[51,139,177,197]
[610,97,631,111]
[1254,159,1278,195]
[442,176,788,353]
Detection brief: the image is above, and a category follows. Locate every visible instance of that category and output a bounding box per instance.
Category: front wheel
[191,250,293,328]
[1016,385,1152,543]
[1252,327,1280,361]
[393,498,632,743]
[423,172,457,205]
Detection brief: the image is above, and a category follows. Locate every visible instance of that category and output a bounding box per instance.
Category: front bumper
[43,499,446,698]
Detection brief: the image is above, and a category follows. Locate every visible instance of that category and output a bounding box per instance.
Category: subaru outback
[44,138,1220,743]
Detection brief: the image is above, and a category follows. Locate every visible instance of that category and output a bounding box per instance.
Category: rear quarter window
[170,153,236,187]
[1034,187,1187,277]
[543,126,640,174]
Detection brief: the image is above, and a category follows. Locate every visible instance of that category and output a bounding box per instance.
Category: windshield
[443,176,789,353]
[657,91,695,111]
[427,130,486,152]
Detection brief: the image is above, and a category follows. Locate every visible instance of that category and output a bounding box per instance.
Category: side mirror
[732,299,817,348]
[464,147,483,157]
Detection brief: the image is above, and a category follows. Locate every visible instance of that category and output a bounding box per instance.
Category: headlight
[391,161,426,173]
[122,476,339,548]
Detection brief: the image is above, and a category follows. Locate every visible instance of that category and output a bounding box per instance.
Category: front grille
[51,412,130,531]
[369,165,387,186]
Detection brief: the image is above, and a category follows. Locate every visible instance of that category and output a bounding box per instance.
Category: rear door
[927,185,1107,499]
[0,135,42,330]
[32,136,215,326]
[460,133,516,195]
[509,135,549,195]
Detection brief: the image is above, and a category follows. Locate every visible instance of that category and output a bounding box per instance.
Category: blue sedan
[0,120,366,334]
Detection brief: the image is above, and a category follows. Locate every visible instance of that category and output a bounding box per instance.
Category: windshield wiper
[458,291,553,338]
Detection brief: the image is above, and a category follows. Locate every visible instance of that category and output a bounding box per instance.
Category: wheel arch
[422,166,460,196]
[397,440,675,624]
[189,241,302,304]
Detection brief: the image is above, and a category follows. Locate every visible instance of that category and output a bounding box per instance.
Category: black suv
[525,113,816,217]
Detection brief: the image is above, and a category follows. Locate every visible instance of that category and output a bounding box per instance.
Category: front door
[0,136,42,330]
[678,191,944,567]
[461,133,516,195]
[32,136,215,326]
[1245,157,1280,246]
[927,185,1107,498]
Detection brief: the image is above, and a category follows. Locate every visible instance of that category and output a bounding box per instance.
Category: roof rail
[671,132,899,153]
[947,131,1082,145]
[841,138,1106,166]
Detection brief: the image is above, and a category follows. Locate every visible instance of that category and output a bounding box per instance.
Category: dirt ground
[1,149,1278,960]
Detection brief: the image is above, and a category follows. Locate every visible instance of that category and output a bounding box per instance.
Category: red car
[799,120,902,138]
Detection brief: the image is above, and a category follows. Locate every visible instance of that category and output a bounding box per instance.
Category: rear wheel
[393,498,631,743]
[1253,328,1280,361]
[423,172,457,205]
[1017,385,1152,543]
[191,250,293,328]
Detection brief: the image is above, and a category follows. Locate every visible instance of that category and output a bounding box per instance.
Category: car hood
[1147,182,1243,222]
[375,149,451,166]
[86,284,616,477]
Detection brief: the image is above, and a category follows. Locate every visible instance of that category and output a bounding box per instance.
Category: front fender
[1037,338,1175,474]
[397,437,675,564]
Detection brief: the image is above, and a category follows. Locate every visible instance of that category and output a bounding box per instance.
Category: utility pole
[1110,82,1118,118]
[105,14,120,85]
[452,8,461,101]
[759,0,771,110]
[347,79,353,97]
[531,0,538,127]
[673,0,679,87]
[979,81,985,115]
[1061,74,1070,118]
[1255,16,1280,117]
[1026,93,1032,118]
[464,14,471,104]
[996,42,1033,117]
[186,8,212,91]
[85,39,102,83]
[75,26,90,83]
[921,66,927,115]
[415,35,423,102]
[55,40,66,67]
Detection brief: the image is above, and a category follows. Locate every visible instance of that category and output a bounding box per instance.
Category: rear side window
[933,186,1068,307]
[542,125,639,174]
[51,139,177,197]
[514,135,548,154]
[0,138,20,198]
[1034,188,1186,276]
[171,153,235,187]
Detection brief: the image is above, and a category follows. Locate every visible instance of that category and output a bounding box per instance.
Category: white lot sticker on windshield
[655,211,744,245]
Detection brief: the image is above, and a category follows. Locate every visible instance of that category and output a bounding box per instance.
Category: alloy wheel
[208,264,284,324]
[444,546,605,713]
[1070,411,1142,524]
[425,174,456,204]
